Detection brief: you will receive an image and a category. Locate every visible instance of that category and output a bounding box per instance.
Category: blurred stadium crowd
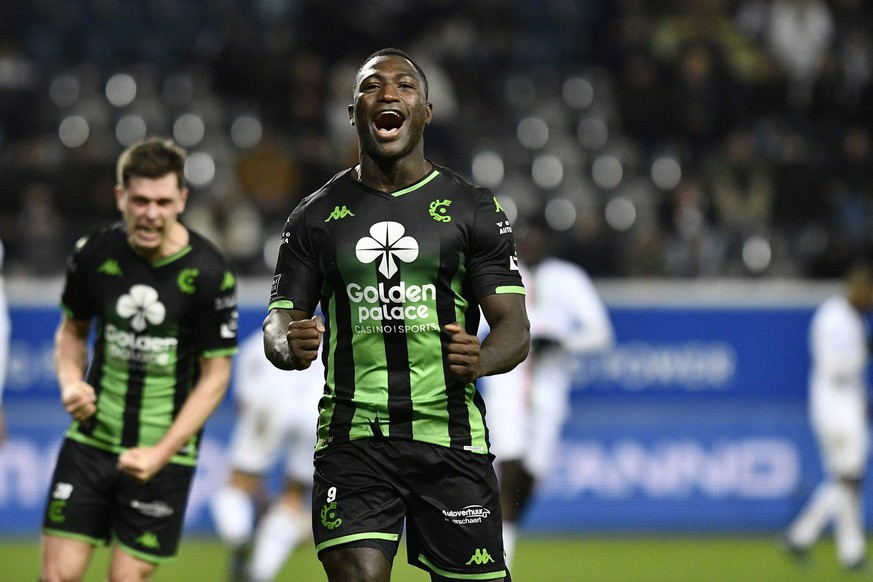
[0,0,871,279]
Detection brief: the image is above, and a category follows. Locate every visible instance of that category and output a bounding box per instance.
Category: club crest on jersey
[177,268,199,294]
[356,221,418,278]
[428,198,452,222]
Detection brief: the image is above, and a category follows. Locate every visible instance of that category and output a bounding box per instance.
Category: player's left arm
[117,354,231,482]
[451,189,529,380]
[446,293,529,383]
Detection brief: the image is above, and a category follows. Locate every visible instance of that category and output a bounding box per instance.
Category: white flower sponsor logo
[116,285,166,332]
[355,221,418,279]
[350,221,438,329]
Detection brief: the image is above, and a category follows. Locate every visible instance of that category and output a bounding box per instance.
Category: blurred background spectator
[1,0,872,279]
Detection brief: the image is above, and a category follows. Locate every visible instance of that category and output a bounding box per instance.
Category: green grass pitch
[0,534,866,581]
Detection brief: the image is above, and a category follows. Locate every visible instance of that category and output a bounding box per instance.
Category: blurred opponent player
[479,216,614,568]
[211,326,323,582]
[0,239,9,444]
[784,260,873,570]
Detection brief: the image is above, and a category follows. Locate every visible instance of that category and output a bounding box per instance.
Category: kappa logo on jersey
[356,221,418,278]
[493,197,503,213]
[116,285,166,332]
[97,258,123,277]
[220,270,236,291]
[325,205,355,222]
[465,548,495,565]
[428,198,452,222]
[135,532,160,550]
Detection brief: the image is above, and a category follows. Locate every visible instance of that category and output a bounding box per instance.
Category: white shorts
[226,365,323,483]
[481,350,571,479]
[811,391,869,479]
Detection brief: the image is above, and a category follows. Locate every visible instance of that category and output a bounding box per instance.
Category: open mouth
[373,110,405,139]
[135,225,162,241]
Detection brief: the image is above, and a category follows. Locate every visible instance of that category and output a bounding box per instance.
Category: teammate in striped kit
[784,261,873,570]
[480,216,614,568]
[40,138,239,582]
[264,49,530,582]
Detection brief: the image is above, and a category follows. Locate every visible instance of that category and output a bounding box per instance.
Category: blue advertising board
[572,307,812,400]
[0,281,854,536]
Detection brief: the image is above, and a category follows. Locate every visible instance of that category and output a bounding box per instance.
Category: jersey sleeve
[532,262,614,353]
[195,254,239,358]
[60,235,97,320]
[466,192,525,300]
[812,302,866,379]
[268,201,323,315]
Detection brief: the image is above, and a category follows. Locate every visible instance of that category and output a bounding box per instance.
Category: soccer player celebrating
[40,138,239,582]
[263,48,530,582]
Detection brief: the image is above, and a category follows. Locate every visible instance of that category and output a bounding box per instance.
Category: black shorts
[41,438,195,563]
[312,438,509,580]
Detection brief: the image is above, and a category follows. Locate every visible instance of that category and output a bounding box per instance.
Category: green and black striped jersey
[60,223,238,466]
[269,163,525,454]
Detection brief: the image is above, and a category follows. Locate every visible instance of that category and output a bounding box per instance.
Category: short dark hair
[116,137,187,190]
[354,48,429,100]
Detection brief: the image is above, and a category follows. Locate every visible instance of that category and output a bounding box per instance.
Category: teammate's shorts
[312,438,510,580]
[41,438,195,563]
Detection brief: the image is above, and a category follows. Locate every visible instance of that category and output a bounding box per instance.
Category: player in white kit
[211,327,323,582]
[0,239,9,444]
[479,217,614,568]
[784,261,873,570]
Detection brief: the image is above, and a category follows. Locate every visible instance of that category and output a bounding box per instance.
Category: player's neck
[131,222,190,262]
[355,156,432,193]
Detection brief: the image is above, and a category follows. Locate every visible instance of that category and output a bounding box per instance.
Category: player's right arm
[264,194,325,371]
[54,313,96,421]
[263,308,324,371]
